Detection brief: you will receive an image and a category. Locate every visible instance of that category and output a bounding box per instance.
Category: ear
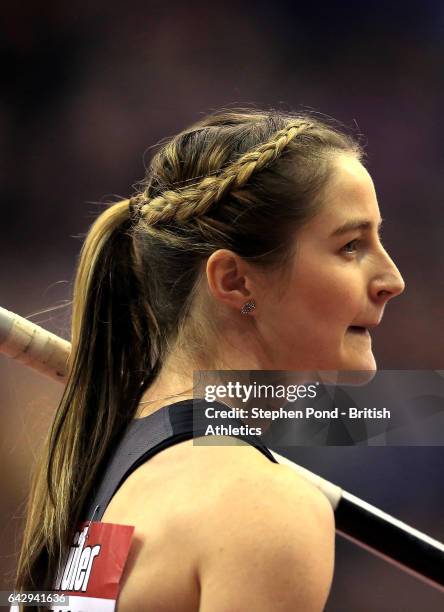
[205,249,258,313]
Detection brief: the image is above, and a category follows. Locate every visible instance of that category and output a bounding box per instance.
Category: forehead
[308,153,381,232]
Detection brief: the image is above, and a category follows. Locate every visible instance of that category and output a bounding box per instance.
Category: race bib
[9,521,134,612]
[50,521,134,611]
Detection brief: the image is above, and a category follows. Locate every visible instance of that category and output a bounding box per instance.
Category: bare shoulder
[186,438,335,611]
[188,436,334,524]
[108,436,334,611]
[172,436,334,535]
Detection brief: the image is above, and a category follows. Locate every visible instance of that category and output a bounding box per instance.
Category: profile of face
[254,153,405,372]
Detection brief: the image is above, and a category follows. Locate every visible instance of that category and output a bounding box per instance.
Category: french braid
[130,120,312,227]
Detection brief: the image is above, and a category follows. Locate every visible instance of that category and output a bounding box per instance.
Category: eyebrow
[329,218,384,238]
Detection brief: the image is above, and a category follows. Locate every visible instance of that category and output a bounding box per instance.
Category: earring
[240,299,256,315]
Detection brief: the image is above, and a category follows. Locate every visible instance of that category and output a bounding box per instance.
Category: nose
[369,246,405,304]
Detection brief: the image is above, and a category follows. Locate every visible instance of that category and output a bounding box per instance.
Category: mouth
[347,325,370,335]
[346,318,383,339]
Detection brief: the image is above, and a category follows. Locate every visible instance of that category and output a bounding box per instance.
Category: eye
[342,239,361,255]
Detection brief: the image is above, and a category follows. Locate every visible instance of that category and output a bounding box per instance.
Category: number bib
[50,521,134,611]
[10,522,134,612]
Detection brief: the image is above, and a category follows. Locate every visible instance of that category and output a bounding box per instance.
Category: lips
[347,326,369,334]
[348,319,381,332]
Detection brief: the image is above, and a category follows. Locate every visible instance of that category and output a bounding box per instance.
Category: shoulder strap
[83,399,277,521]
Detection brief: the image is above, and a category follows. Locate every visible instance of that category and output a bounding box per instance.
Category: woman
[15,108,404,611]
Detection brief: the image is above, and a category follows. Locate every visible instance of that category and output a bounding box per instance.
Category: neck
[135,336,268,418]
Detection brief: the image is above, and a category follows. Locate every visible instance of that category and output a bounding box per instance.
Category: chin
[318,350,375,385]
[339,353,377,384]
[350,354,376,370]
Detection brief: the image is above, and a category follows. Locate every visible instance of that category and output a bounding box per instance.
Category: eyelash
[341,234,384,256]
[342,239,361,255]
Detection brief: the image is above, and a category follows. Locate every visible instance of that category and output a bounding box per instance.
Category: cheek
[286,265,364,330]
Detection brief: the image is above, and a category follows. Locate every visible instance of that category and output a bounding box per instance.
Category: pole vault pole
[0,305,443,591]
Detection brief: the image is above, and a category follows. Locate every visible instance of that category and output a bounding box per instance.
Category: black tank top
[83,398,278,522]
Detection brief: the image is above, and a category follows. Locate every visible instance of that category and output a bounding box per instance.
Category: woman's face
[258,153,405,372]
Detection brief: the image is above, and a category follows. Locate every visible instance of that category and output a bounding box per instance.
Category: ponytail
[15,200,161,601]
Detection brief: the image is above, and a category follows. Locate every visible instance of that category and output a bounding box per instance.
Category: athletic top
[82,398,278,522]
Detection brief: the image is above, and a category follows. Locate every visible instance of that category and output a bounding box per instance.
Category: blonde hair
[14,107,363,605]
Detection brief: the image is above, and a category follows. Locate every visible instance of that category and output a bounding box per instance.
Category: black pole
[335,490,444,592]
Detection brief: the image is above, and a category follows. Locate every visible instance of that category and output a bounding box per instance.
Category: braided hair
[130,120,312,226]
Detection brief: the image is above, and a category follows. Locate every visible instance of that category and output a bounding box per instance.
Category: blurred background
[1,1,443,610]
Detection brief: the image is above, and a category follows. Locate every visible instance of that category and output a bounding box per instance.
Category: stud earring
[240,299,256,315]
